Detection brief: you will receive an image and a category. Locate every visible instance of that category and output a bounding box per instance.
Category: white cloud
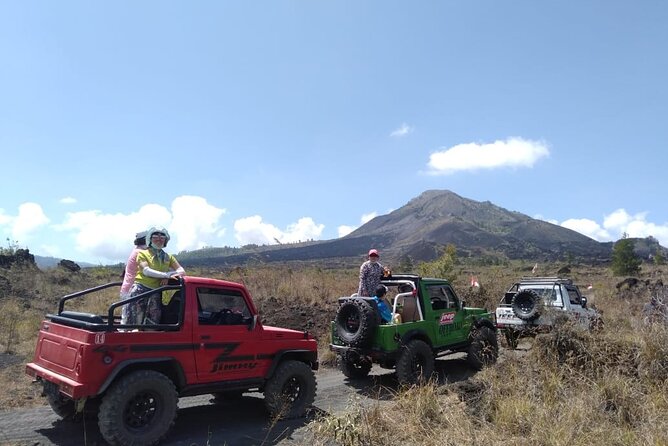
[560,218,611,241]
[533,214,558,225]
[426,137,550,175]
[234,216,282,245]
[59,196,227,262]
[14,203,50,241]
[60,205,170,261]
[603,209,636,232]
[60,197,77,204]
[0,203,51,244]
[361,212,378,224]
[39,244,61,257]
[337,212,379,238]
[0,209,11,225]
[170,196,226,252]
[536,208,668,247]
[282,217,325,242]
[602,209,668,244]
[338,225,355,237]
[234,216,324,245]
[390,123,414,137]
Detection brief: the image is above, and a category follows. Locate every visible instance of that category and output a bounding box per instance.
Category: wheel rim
[281,376,304,404]
[344,312,361,332]
[517,297,532,312]
[123,391,159,430]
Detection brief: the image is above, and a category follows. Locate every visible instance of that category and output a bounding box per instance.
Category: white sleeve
[143,266,170,279]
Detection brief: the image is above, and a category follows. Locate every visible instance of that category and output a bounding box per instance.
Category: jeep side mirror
[581,296,588,308]
[249,314,258,331]
[461,300,466,309]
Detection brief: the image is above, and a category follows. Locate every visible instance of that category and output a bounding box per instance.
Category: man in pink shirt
[120,231,147,324]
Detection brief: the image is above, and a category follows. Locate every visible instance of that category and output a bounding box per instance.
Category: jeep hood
[262,325,314,340]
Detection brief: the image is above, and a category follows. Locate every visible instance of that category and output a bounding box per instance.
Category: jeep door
[193,286,265,382]
[562,285,593,327]
[425,283,469,346]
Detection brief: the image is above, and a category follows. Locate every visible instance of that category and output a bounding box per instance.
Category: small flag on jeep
[532,263,538,274]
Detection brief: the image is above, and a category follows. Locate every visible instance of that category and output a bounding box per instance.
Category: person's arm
[139,260,171,279]
[120,250,141,293]
[168,258,185,278]
[359,264,370,296]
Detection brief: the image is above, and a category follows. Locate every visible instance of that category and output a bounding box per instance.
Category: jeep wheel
[468,326,499,370]
[264,360,316,419]
[98,370,178,446]
[46,393,77,420]
[335,299,378,347]
[46,391,99,421]
[395,339,434,386]
[340,354,372,379]
[511,290,542,321]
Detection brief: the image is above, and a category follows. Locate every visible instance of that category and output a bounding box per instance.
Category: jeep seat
[398,295,419,322]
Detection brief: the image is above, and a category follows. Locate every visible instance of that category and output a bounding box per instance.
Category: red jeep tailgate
[25,320,95,398]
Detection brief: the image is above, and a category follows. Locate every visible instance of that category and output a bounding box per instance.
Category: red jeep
[26,276,318,446]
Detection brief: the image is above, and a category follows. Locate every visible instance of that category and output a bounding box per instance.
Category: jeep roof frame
[517,276,573,285]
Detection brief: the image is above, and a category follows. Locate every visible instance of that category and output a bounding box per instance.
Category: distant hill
[33,255,62,269]
[178,189,644,267]
[33,255,96,270]
[345,190,613,262]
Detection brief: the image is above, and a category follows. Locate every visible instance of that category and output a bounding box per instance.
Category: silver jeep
[495,277,602,349]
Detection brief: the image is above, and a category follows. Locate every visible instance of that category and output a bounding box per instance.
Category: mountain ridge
[178,190,633,267]
[36,189,665,269]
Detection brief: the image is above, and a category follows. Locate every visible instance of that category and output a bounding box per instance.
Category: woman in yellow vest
[127,227,185,325]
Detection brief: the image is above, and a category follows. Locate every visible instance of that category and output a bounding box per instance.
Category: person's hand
[159,278,169,286]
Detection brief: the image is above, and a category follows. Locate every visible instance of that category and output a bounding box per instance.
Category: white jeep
[495,277,602,349]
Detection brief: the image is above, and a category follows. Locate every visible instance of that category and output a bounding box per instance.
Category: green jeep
[329,274,498,385]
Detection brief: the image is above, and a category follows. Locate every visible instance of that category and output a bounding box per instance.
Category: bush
[611,236,641,276]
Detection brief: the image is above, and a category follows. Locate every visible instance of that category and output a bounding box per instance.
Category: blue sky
[1,1,667,265]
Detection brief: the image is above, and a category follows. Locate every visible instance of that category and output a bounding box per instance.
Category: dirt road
[0,355,477,446]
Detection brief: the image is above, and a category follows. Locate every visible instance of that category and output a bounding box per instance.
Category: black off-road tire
[98,370,178,446]
[511,290,542,321]
[340,354,372,379]
[46,391,100,421]
[46,393,77,420]
[264,360,316,419]
[468,326,499,370]
[335,299,378,347]
[395,339,434,386]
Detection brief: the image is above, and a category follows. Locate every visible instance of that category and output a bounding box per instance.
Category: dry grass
[1,259,667,445]
[310,323,668,445]
[307,262,668,446]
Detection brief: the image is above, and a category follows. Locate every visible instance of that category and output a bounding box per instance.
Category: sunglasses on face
[152,233,167,239]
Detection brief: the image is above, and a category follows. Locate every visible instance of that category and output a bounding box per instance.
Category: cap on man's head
[368,249,379,257]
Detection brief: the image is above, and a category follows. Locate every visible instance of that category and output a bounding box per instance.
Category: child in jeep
[372,285,393,323]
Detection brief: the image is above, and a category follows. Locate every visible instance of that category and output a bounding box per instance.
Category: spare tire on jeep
[511,290,542,321]
[334,298,378,347]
